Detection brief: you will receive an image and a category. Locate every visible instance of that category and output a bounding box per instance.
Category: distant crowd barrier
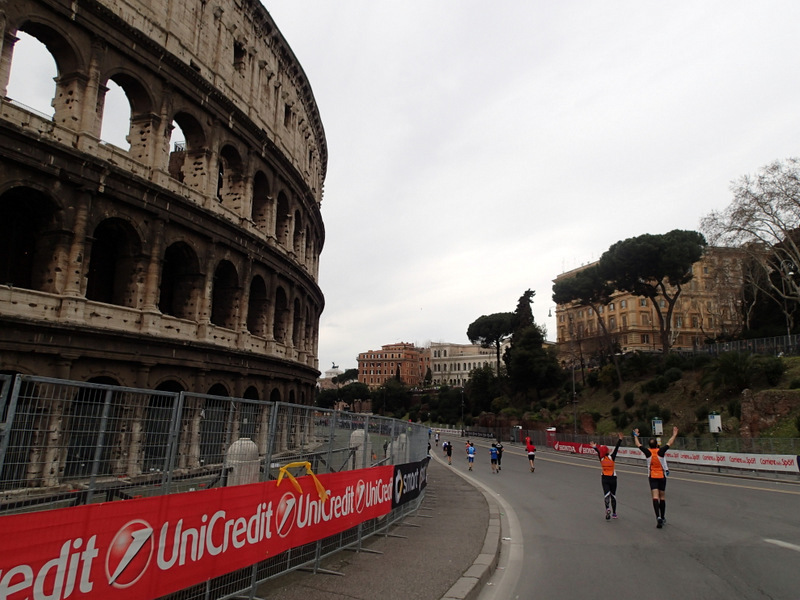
[551,440,800,474]
[0,374,430,600]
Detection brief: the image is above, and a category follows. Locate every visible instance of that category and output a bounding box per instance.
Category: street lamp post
[460,388,464,437]
[572,361,577,436]
[781,261,794,348]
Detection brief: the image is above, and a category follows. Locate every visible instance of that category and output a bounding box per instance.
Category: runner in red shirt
[590,432,623,520]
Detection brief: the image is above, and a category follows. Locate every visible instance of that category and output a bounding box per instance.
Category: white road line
[764,539,800,553]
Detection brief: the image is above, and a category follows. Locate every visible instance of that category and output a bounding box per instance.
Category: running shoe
[612,513,618,519]
[605,509,611,520]
[656,517,663,529]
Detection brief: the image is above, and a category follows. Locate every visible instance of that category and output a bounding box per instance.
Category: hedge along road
[442,440,800,600]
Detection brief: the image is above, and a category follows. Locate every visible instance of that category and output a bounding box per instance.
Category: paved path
[257,453,499,600]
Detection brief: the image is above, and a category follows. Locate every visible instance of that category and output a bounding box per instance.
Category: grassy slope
[559,357,800,438]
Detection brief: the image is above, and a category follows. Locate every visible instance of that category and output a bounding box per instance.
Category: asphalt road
[450,440,800,600]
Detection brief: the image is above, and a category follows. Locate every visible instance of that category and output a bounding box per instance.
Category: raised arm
[666,426,678,447]
[632,428,642,448]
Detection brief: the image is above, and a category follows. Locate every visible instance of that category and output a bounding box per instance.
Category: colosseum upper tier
[0,0,327,404]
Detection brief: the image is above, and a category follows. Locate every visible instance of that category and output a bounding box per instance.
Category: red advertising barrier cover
[0,465,394,600]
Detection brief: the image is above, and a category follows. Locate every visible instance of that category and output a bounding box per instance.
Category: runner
[495,440,504,471]
[445,440,452,465]
[490,443,499,474]
[467,442,476,471]
[634,426,679,528]
[525,437,536,472]
[590,432,623,520]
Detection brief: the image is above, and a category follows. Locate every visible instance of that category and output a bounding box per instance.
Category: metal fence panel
[0,374,429,600]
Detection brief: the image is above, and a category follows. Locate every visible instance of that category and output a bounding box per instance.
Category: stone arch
[8,21,85,126]
[304,224,313,269]
[159,241,202,320]
[216,144,245,213]
[0,186,60,292]
[85,218,143,308]
[100,70,157,160]
[251,170,271,233]
[273,285,289,343]
[269,388,281,404]
[275,191,291,248]
[292,296,303,347]
[210,259,240,329]
[247,274,269,337]
[167,111,208,189]
[292,209,303,257]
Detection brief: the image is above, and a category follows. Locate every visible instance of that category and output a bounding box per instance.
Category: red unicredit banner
[0,465,395,600]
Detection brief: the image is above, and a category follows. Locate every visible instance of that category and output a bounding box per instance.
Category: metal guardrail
[0,374,428,599]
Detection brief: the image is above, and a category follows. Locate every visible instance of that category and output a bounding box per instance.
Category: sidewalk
[256,453,499,600]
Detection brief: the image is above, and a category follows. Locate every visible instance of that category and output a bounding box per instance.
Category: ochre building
[0,0,326,405]
[554,247,745,363]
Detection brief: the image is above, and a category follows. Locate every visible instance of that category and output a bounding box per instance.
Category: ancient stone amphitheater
[0,0,326,404]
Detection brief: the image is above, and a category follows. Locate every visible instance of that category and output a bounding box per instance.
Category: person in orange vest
[590,433,623,520]
[634,426,679,528]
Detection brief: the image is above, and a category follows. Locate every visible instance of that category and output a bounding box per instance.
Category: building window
[640,299,647,307]
[620,300,627,309]
[641,334,649,344]
[609,302,615,311]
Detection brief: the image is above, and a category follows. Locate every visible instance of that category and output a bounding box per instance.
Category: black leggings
[601,475,618,511]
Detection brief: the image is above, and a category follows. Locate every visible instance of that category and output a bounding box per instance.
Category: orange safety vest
[600,456,616,477]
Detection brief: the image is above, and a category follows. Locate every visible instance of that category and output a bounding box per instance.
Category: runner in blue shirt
[490,443,499,474]
[467,442,476,471]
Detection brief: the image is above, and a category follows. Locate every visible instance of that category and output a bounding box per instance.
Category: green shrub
[611,406,621,416]
[664,352,688,371]
[756,356,786,386]
[789,378,800,389]
[664,367,683,383]
[612,390,621,401]
[587,370,600,388]
[727,398,741,420]
[623,391,635,408]
[695,405,710,421]
[642,375,669,395]
[614,412,631,429]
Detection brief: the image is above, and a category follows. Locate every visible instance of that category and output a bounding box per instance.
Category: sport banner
[391,456,429,508]
[0,464,395,600]
[552,440,800,473]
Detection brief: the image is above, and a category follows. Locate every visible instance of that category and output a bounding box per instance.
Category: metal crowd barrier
[0,374,429,599]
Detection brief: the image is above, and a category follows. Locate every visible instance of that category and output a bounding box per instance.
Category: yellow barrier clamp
[276,461,328,502]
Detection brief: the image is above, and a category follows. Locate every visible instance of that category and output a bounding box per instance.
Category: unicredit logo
[275,492,297,538]
[394,470,404,504]
[355,480,366,514]
[105,519,154,589]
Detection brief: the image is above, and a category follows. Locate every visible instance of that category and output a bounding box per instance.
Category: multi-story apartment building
[429,341,509,387]
[554,247,745,362]
[357,342,430,388]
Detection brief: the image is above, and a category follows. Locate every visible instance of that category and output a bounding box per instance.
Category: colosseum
[0,0,326,406]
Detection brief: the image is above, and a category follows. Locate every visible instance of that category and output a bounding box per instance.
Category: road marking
[764,539,800,553]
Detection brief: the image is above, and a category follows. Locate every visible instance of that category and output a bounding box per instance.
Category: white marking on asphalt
[764,538,800,553]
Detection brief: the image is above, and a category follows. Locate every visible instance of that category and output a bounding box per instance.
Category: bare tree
[702,159,800,330]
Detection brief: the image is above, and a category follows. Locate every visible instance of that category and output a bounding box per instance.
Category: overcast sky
[261,1,800,373]
[10,2,800,376]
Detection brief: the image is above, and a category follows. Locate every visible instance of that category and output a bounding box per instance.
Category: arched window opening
[167,113,205,190]
[292,297,302,347]
[216,145,244,213]
[86,219,141,307]
[0,187,58,291]
[210,260,240,329]
[275,192,290,248]
[247,275,269,336]
[273,286,288,343]
[6,31,56,118]
[159,242,200,319]
[239,391,261,442]
[251,171,271,232]
[99,79,131,149]
[292,210,303,256]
